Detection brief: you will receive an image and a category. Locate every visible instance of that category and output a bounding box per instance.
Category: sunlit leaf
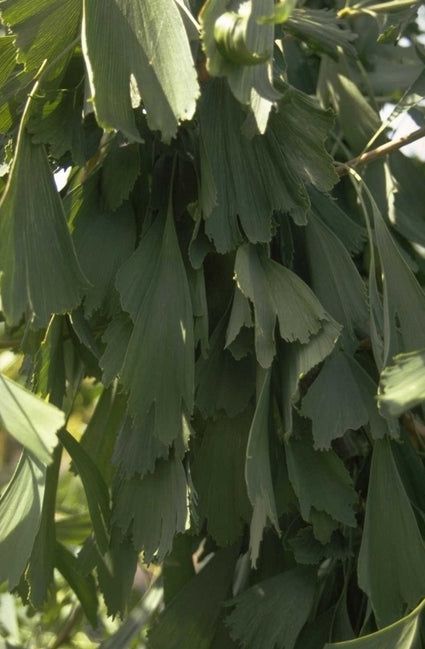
[378,349,425,417]
[82,0,199,142]
[225,567,316,649]
[0,452,45,590]
[0,128,88,326]
[0,372,64,465]
[358,439,425,628]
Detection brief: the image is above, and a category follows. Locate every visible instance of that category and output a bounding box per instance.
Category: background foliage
[1,0,425,647]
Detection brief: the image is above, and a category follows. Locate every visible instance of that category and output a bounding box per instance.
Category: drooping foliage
[1,0,425,647]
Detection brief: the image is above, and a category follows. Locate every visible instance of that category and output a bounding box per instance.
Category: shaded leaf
[246,369,279,566]
[358,439,425,627]
[58,429,110,555]
[0,128,88,326]
[285,434,357,527]
[378,349,425,417]
[301,351,387,449]
[0,452,45,590]
[82,0,199,142]
[191,412,252,546]
[284,8,358,60]
[0,372,64,465]
[225,567,317,649]
[112,457,187,563]
[100,312,133,386]
[56,542,98,628]
[112,411,169,479]
[148,546,238,649]
[235,243,335,368]
[116,205,194,444]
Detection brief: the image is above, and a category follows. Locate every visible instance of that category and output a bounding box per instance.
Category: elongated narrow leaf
[305,212,368,346]
[0,452,45,589]
[112,457,187,563]
[379,349,425,417]
[284,8,357,59]
[148,546,238,649]
[235,243,334,368]
[285,435,357,527]
[0,128,88,326]
[116,206,194,445]
[246,369,279,566]
[225,567,316,649]
[358,439,425,628]
[82,0,199,142]
[58,429,110,555]
[0,372,64,465]
[56,542,98,628]
[191,412,252,546]
[325,597,425,649]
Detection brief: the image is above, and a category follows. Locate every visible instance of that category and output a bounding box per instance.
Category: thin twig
[49,606,83,649]
[335,125,425,176]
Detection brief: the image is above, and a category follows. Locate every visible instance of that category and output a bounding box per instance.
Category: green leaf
[196,314,255,418]
[200,0,279,133]
[278,319,341,434]
[235,243,335,368]
[82,0,199,142]
[101,140,141,211]
[284,8,358,59]
[55,542,98,629]
[191,411,252,546]
[96,530,139,617]
[301,351,387,449]
[1,0,81,77]
[0,372,64,465]
[58,429,110,555]
[0,36,18,90]
[324,597,425,649]
[225,567,317,649]
[115,204,194,445]
[34,315,66,406]
[258,0,297,25]
[358,439,425,628]
[285,434,357,527]
[389,152,425,249]
[199,80,336,252]
[0,452,46,590]
[0,128,88,326]
[100,312,133,386]
[112,412,169,478]
[246,369,279,566]
[67,176,137,317]
[112,457,187,563]
[305,211,368,346]
[378,349,425,417]
[148,546,238,649]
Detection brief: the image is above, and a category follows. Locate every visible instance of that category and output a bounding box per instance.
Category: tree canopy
[1,0,425,647]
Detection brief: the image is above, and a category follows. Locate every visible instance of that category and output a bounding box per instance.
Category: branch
[335,125,425,177]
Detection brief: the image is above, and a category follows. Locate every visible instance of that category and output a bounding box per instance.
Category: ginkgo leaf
[325,597,425,649]
[115,204,194,445]
[149,546,238,649]
[285,434,357,527]
[112,457,187,563]
[0,452,46,589]
[199,80,336,252]
[225,567,317,649]
[358,439,425,628]
[283,8,358,59]
[200,0,279,133]
[82,0,199,142]
[235,243,334,368]
[246,369,279,566]
[0,128,88,326]
[378,349,425,417]
[0,372,64,465]
[191,412,252,546]
[1,0,81,78]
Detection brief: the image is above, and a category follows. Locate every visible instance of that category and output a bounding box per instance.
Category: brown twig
[49,606,83,649]
[335,125,425,177]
